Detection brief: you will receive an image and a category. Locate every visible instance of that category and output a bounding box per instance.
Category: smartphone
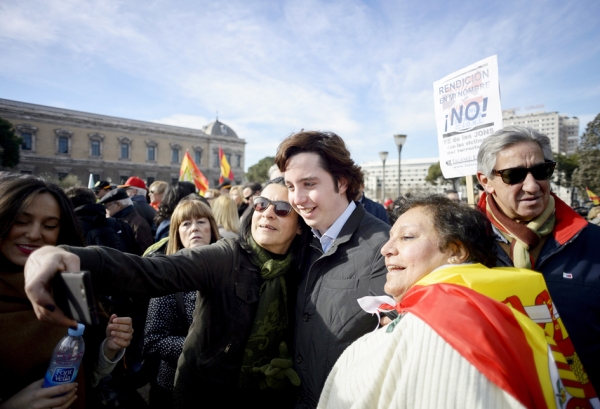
[52,271,99,326]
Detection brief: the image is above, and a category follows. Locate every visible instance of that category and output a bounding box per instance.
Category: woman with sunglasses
[23,177,311,409]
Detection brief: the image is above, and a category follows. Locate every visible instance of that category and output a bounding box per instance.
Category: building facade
[0,98,245,187]
[361,157,448,201]
[502,110,579,155]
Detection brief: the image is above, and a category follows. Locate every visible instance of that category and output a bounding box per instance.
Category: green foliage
[553,152,578,187]
[425,162,465,190]
[0,117,21,168]
[572,113,600,192]
[246,156,275,183]
[44,173,83,189]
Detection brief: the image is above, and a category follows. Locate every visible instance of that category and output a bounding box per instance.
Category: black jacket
[67,238,296,408]
[294,203,390,408]
[74,203,139,254]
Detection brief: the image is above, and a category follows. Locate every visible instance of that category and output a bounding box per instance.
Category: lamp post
[379,151,388,202]
[393,134,407,197]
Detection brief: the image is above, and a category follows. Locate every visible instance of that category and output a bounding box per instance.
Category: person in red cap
[119,176,157,234]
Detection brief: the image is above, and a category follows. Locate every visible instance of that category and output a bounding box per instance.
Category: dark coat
[67,238,296,408]
[479,193,600,393]
[74,203,140,255]
[130,195,157,233]
[359,195,389,224]
[293,203,390,408]
[113,205,153,254]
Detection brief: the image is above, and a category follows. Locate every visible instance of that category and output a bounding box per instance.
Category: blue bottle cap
[68,323,85,336]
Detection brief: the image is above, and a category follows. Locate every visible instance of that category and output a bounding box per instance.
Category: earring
[450,257,456,264]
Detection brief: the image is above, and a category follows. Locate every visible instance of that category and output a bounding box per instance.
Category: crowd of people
[0,126,598,409]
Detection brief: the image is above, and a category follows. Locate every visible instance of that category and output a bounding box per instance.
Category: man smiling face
[283,152,349,234]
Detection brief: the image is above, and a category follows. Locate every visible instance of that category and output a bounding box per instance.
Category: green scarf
[239,237,292,389]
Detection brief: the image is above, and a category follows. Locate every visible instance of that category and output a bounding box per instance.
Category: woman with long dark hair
[0,174,132,409]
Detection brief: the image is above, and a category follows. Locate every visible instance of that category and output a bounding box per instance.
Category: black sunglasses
[492,161,556,185]
[252,196,293,217]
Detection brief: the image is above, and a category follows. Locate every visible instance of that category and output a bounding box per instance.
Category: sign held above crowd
[433,55,503,179]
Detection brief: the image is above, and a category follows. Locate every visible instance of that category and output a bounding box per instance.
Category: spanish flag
[180,150,209,194]
[219,146,234,184]
[586,187,600,205]
[394,264,597,409]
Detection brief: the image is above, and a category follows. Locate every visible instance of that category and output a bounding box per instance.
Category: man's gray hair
[116,197,133,207]
[129,186,147,196]
[477,126,554,177]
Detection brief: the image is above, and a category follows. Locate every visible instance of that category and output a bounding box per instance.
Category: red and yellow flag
[586,187,600,205]
[219,146,234,184]
[180,150,209,194]
[397,264,597,409]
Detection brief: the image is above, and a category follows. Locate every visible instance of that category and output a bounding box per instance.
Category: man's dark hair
[395,195,497,267]
[274,131,364,202]
[65,186,97,208]
[244,182,262,194]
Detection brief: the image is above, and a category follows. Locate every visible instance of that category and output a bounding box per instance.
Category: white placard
[433,55,502,178]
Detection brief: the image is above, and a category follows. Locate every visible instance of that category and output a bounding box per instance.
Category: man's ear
[337,178,348,196]
[476,172,495,195]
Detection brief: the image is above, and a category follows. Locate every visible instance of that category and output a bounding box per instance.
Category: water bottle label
[43,366,78,386]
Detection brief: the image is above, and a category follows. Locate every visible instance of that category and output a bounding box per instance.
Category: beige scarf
[486,194,555,269]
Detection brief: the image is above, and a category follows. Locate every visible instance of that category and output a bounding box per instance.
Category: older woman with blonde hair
[148,181,168,211]
[211,194,240,239]
[144,199,220,407]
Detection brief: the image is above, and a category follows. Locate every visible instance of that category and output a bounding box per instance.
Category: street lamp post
[393,134,407,198]
[379,151,388,202]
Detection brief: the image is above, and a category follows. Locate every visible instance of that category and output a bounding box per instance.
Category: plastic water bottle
[42,323,85,388]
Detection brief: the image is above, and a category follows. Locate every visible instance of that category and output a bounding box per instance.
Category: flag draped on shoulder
[180,150,209,194]
[219,146,234,184]
[391,264,597,409]
[586,187,600,205]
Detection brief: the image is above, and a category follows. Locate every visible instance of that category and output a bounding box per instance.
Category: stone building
[0,98,245,187]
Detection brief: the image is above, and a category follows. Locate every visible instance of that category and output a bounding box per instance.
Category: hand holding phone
[52,271,99,326]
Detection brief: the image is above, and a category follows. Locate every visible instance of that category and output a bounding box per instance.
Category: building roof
[201,119,238,138]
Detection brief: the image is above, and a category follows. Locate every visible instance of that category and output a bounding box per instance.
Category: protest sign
[433,55,502,178]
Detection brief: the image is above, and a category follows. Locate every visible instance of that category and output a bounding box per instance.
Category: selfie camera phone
[52,271,99,326]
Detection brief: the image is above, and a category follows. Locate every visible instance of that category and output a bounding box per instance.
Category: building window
[21,133,32,150]
[16,124,38,152]
[120,175,129,184]
[226,153,232,163]
[118,136,132,160]
[172,148,180,163]
[148,146,156,161]
[58,137,69,154]
[213,151,220,168]
[147,176,155,185]
[57,172,68,181]
[195,149,202,165]
[235,154,242,168]
[91,140,101,157]
[121,143,129,159]
[88,132,104,158]
[54,129,73,155]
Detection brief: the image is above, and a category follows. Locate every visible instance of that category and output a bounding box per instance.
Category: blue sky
[1,0,599,170]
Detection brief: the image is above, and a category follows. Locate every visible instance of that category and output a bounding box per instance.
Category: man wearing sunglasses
[275,131,390,409]
[476,125,600,393]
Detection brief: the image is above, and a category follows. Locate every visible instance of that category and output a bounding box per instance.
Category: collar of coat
[477,192,587,246]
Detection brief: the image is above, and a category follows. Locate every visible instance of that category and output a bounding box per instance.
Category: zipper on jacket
[224,343,231,353]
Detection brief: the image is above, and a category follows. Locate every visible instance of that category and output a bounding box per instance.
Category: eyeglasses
[492,161,556,185]
[252,196,293,217]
